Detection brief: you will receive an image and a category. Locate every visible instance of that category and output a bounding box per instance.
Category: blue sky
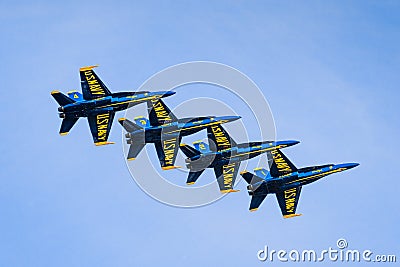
[0,1,399,266]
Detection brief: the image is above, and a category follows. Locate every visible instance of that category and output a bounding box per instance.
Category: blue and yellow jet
[119,99,241,170]
[51,65,175,145]
[240,148,359,218]
[180,124,300,193]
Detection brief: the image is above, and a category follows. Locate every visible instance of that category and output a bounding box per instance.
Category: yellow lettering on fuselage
[84,71,105,96]
[96,113,109,141]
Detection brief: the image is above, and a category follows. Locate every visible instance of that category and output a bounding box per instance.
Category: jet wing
[207,124,237,152]
[154,135,180,170]
[87,111,115,145]
[276,186,302,218]
[267,149,297,177]
[147,99,178,126]
[80,65,112,100]
[213,162,240,193]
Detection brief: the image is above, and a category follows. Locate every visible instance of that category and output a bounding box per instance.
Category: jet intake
[58,106,64,112]
[247,184,255,194]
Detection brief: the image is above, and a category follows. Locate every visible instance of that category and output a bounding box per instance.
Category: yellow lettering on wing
[211,125,231,150]
[163,138,177,165]
[272,150,293,172]
[96,113,110,141]
[151,100,172,122]
[222,163,236,188]
[84,71,105,96]
[284,188,297,213]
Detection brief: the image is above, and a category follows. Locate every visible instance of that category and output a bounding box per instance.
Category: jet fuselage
[125,116,241,143]
[59,91,174,118]
[186,140,300,171]
[248,163,359,195]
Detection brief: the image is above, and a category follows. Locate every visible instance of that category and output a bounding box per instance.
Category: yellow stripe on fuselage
[96,96,156,109]
[286,168,347,184]
[229,145,285,158]
[166,120,228,134]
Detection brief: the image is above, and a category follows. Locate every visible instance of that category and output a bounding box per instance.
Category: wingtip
[118,118,126,122]
[94,141,115,146]
[51,90,60,95]
[127,157,136,161]
[220,189,240,194]
[179,143,188,147]
[249,208,258,212]
[59,132,68,136]
[80,65,99,71]
[162,166,181,170]
[283,214,302,219]
[239,170,248,175]
[186,182,195,185]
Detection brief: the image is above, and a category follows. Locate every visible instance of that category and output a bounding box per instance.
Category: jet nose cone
[282,140,300,147]
[222,115,241,122]
[161,91,175,97]
[342,163,360,169]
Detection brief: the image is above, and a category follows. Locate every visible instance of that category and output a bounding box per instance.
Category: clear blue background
[0,1,399,266]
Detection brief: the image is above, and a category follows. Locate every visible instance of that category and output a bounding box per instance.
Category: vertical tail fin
[67,90,83,101]
[133,116,150,128]
[193,141,210,153]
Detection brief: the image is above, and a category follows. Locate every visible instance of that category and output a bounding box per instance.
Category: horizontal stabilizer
[118,118,142,132]
[186,169,205,185]
[51,91,75,106]
[179,143,201,158]
[59,117,79,135]
[249,194,267,211]
[127,143,145,160]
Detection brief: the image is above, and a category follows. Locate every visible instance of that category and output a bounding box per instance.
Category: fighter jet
[118,98,241,170]
[179,124,299,193]
[240,148,359,218]
[51,65,174,145]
